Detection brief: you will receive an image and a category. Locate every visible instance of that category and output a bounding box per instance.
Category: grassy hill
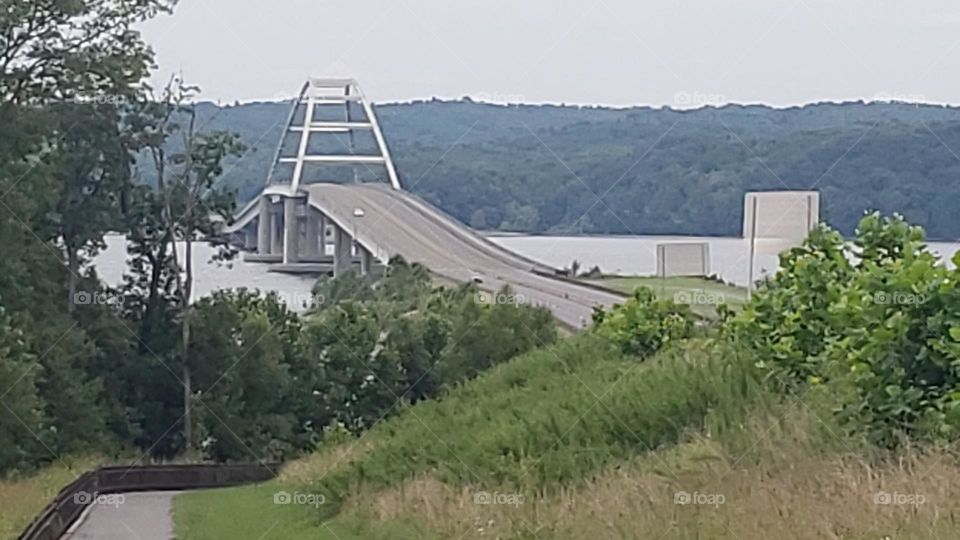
[172,333,960,539]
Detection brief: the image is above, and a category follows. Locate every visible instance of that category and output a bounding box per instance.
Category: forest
[195,98,960,239]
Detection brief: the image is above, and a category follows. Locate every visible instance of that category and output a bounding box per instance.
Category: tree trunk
[181,237,194,451]
[66,244,79,313]
[182,360,192,451]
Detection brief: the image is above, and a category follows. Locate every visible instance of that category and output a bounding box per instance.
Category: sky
[139,0,960,107]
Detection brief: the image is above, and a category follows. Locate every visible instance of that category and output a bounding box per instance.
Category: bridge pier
[304,210,321,258]
[257,197,272,255]
[317,215,326,256]
[283,197,301,264]
[359,245,373,276]
[249,195,370,275]
[332,223,353,276]
[270,205,282,255]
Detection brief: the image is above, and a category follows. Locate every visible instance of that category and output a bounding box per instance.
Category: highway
[302,183,625,328]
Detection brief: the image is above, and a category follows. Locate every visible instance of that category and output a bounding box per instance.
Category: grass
[173,333,834,538]
[0,455,104,538]
[172,329,960,539]
[587,275,747,317]
[356,442,960,539]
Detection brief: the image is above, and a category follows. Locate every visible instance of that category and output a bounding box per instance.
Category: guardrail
[18,463,279,540]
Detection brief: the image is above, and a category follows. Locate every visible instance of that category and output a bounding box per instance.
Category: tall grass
[0,455,105,538]
[308,333,826,513]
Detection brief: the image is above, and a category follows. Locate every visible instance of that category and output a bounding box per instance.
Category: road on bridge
[303,183,625,328]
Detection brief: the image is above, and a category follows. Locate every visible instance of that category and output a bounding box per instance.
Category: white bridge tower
[230,78,399,275]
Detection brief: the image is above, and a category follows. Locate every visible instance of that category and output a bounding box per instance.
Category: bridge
[224,78,622,328]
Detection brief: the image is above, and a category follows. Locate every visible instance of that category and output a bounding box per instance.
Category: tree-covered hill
[195,100,960,240]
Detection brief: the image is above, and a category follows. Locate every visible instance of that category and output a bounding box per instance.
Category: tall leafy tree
[0,0,173,471]
[44,102,130,310]
[123,74,243,452]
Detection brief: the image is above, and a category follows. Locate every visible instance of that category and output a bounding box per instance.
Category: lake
[94,234,960,310]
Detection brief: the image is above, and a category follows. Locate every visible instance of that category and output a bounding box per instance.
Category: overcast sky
[139,0,960,106]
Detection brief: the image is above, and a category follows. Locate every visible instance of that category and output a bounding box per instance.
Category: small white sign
[657,243,710,277]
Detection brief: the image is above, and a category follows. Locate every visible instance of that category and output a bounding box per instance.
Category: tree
[123,74,244,452]
[45,102,130,311]
[0,306,46,472]
[0,0,173,106]
[188,291,300,461]
[0,0,173,472]
[304,303,405,433]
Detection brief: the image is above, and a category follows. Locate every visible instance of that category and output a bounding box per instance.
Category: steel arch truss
[265,78,402,192]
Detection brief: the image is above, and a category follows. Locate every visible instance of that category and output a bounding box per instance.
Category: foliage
[592,286,695,356]
[301,258,557,435]
[188,290,303,462]
[722,224,853,387]
[725,212,960,447]
[46,102,131,311]
[172,260,557,464]
[0,306,45,472]
[0,0,173,105]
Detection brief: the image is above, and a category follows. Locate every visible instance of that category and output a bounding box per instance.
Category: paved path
[65,491,179,540]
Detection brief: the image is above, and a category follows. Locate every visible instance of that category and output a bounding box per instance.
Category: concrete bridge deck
[227,183,622,328]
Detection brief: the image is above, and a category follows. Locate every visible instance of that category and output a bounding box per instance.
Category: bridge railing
[17,463,279,540]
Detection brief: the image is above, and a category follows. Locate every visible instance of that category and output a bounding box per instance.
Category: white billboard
[743,191,820,294]
[656,243,710,277]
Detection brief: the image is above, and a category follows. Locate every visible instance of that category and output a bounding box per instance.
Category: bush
[725,212,960,447]
[592,286,695,357]
[721,224,853,388]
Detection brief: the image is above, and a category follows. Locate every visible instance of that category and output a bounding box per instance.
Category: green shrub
[725,212,960,447]
[592,286,695,357]
[722,224,853,388]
